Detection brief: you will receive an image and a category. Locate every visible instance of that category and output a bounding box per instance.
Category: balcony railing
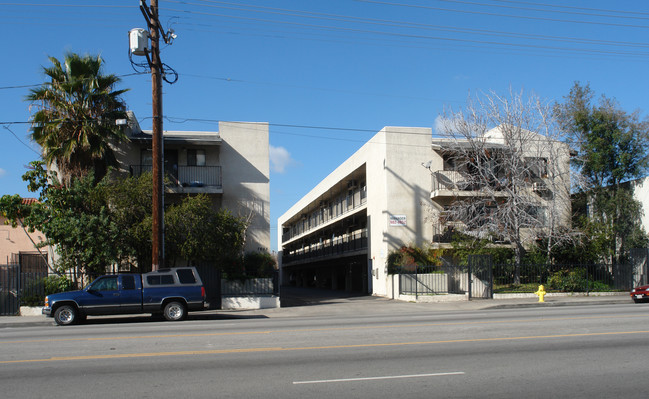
[432,170,511,193]
[282,186,367,243]
[283,230,368,264]
[130,165,222,188]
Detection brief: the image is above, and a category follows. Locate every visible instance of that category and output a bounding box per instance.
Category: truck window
[147,274,175,285]
[176,268,197,284]
[121,275,136,290]
[91,276,118,291]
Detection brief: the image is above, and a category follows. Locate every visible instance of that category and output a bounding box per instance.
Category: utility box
[129,28,149,56]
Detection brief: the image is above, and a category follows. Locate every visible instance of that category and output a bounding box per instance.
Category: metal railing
[221,272,279,296]
[281,186,367,243]
[492,263,635,293]
[130,165,222,188]
[282,230,368,264]
[431,170,510,193]
[392,262,638,296]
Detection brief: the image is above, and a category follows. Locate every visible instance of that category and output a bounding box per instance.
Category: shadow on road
[279,285,369,308]
[77,312,269,326]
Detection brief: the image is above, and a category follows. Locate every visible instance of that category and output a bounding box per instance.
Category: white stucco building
[277,125,571,298]
[118,114,270,254]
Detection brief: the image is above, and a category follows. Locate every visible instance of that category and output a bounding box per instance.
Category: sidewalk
[0,292,634,329]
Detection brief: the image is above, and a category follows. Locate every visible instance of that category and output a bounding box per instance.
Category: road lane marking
[2,314,646,344]
[2,330,649,364]
[293,372,465,384]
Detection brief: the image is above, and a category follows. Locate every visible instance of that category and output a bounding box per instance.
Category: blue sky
[1,0,648,252]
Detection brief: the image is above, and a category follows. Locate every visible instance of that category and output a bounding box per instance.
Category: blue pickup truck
[42,267,206,325]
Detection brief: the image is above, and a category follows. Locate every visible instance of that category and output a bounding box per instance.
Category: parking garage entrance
[283,255,370,295]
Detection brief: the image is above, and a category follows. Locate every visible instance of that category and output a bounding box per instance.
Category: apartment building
[277,126,570,297]
[117,113,270,254]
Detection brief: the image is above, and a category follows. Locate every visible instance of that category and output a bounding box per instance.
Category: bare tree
[434,88,573,283]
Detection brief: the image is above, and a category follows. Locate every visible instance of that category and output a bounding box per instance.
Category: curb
[485,298,631,310]
[0,296,634,328]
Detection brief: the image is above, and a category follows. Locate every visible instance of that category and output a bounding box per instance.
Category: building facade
[277,126,571,297]
[0,199,51,270]
[117,114,271,255]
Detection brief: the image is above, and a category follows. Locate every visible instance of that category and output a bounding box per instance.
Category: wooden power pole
[149,0,164,271]
[131,0,177,271]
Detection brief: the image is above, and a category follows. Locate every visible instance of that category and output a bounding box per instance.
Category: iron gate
[630,248,649,287]
[0,265,20,316]
[468,255,493,299]
[195,264,222,310]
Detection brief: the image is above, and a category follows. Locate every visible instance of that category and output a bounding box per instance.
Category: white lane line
[293,371,465,385]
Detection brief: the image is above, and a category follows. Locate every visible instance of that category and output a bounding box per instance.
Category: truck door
[119,275,142,313]
[80,276,120,315]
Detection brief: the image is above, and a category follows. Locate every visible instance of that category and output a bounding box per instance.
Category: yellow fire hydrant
[535,285,546,303]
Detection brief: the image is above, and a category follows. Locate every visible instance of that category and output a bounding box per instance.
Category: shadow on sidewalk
[279,285,370,307]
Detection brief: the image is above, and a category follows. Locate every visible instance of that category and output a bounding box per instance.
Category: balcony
[282,230,368,265]
[282,185,367,244]
[431,170,510,200]
[432,222,509,244]
[130,165,223,193]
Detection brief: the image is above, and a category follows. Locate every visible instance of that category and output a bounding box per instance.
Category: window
[121,275,136,290]
[523,206,547,227]
[525,157,548,179]
[91,276,118,291]
[187,149,206,166]
[146,274,175,285]
[141,150,152,165]
[176,268,197,284]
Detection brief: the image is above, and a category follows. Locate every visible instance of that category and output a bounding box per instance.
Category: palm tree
[27,53,129,186]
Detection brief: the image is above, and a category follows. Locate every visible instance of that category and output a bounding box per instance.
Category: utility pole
[130,0,177,271]
[149,0,164,271]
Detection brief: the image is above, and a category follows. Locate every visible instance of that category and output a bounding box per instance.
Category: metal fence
[395,261,492,299]
[492,263,636,293]
[393,261,641,298]
[221,272,279,296]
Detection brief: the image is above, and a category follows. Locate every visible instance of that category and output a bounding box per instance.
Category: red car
[630,284,649,303]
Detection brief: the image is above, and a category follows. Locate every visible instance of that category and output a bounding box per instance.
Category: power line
[2,125,41,156]
[158,3,649,57]
[356,0,649,29]
[479,0,649,17]
[167,10,648,57]
[0,3,134,9]
[166,0,649,46]
[432,0,649,21]
[0,72,147,91]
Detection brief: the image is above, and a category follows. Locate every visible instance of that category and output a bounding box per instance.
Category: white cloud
[434,115,452,135]
[269,145,295,174]
[0,168,6,178]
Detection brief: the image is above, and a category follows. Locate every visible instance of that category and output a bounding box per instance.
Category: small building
[117,113,271,254]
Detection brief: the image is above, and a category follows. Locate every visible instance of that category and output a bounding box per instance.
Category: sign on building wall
[389,215,407,226]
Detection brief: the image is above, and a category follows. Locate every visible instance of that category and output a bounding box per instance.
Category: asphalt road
[1,303,649,398]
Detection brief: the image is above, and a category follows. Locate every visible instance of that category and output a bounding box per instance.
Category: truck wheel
[163,301,186,321]
[54,305,77,326]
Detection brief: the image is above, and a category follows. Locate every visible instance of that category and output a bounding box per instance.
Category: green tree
[27,53,128,186]
[100,171,154,270]
[555,82,649,264]
[6,162,127,282]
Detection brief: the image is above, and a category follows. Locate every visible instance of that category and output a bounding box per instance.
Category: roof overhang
[131,130,222,146]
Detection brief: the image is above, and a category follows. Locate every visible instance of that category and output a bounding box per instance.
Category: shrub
[548,270,587,292]
[386,245,443,274]
[44,275,75,295]
[20,275,76,306]
[242,251,276,278]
